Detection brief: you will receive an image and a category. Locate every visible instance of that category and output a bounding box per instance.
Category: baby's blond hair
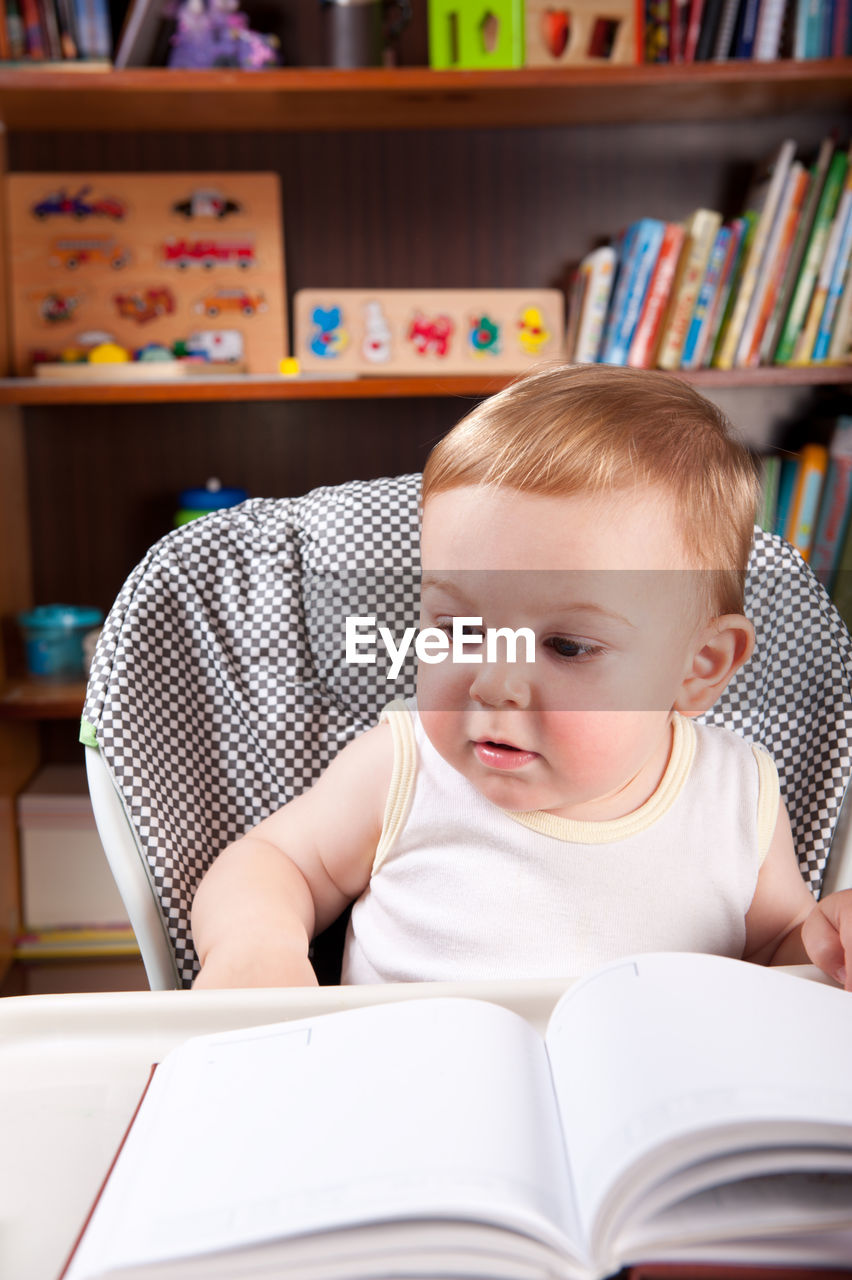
[421,364,759,617]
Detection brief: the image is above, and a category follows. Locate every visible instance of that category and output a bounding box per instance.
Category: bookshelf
[0,61,851,982]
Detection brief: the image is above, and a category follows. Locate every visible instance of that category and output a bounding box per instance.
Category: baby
[191,364,852,989]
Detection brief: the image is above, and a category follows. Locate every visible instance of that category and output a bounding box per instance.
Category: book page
[543,954,852,1259]
[65,997,581,1279]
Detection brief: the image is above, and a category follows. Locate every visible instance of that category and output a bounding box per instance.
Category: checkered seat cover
[82,473,852,988]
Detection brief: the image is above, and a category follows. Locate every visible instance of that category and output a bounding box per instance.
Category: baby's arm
[744,801,852,989]
[191,721,393,988]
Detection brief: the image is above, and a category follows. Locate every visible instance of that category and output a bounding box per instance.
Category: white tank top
[342,699,779,984]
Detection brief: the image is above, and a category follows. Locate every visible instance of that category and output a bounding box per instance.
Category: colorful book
[655,207,722,369]
[737,161,810,368]
[711,0,741,55]
[18,0,45,55]
[761,136,836,364]
[774,454,800,539]
[679,223,732,369]
[794,0,825,55]
[828,257,852,362]
[599,219,667,366]
[811,186,852,362]
[714,138,797,370]
[644,0,672,58]
[756,453,782,532]
[785,441,829,559]
[732,0,761,55]
[793,159,852,364]
[702,215,750,365]
[774,145,849,364]
[626,222,686,368]
[809,418,852,588]
[573,245,616,365]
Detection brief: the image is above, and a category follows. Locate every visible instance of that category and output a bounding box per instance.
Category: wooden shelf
[0,61,850,133]
[0,365,849,404]
[0,678,86,719]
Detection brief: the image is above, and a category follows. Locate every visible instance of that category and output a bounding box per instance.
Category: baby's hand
[801,890,852,990]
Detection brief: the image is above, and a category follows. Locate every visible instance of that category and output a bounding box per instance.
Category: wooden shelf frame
[0,365,850,405]
[0,60,851,133]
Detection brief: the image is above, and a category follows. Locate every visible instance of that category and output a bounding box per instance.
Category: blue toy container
[18,604,104,680]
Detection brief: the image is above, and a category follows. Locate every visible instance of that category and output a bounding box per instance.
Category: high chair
[82,474,852,989]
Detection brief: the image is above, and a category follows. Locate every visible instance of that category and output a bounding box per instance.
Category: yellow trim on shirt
[753,744,780,865]
[507,713,697,845]
[373,699,417,874]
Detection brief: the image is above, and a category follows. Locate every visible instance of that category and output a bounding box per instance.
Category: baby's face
[417,484,710,821]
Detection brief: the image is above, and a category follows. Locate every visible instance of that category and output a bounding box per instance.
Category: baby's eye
[545,636,601,661]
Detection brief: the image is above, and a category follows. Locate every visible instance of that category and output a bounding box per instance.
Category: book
[681,0,706,57]
[700,215,749,365]
[679,222,731,369]
[774,454,800,538]
[59,953,852,1280]
[714,138,797,370]
[598,218,666,366]
[760,135,835,364]
[775,144,849,363]
[785,440,829,559]
[793,160,852,364]
[655,207,722,369]
[626,222,686,367]
[572,245,616,364]
[736,160,809,367]
[809,418,852,588]
[828,253,852,361]
[731,0,761,54]
[112,0,170,66]
[753,0,789,56]
[694,0,725,55]
[711,0,741,55]
[756,453,782,531]
[811,181,852,362]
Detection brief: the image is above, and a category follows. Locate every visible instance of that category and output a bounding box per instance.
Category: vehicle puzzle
[7,172,286,376]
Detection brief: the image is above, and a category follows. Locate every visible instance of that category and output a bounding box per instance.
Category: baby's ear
[675,615,755,718]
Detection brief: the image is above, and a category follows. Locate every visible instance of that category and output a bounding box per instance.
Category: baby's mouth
[473,739,539,771]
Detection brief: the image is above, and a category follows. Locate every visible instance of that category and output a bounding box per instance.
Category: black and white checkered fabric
[83,474,852,987]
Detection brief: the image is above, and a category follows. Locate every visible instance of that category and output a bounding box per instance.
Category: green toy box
[428,0,524,68]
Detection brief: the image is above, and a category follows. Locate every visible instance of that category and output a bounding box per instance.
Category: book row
[758,416,852,627]
[566,136,852,372]
[645,0,851,62]
[0,0,111,61]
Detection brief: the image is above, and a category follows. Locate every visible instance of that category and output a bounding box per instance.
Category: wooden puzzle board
[7,173,286,376]
[524,0,639,66]
[294,288,565,375]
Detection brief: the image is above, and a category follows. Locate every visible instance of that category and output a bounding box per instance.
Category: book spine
[680,223,732,369]
[786,442,829,560]
[832,0,850,53]
[739,163,810,368]
[715,139,796,369]
[773,148,848,363]
[700,215,748,365]
[828,258,852,361]
[732,0,761,53]
[645,0,672,59]
[809,419,852,588]
[753,0,788,56]
[694,0,725,55]
[574,247,616,364]
[598,223,640,362]
[656,208,722,369]
[792,179,852,363]
[682,0,706,57]
[711,0,741,56]
[627,223,686,367]
[774,455,799,539]
[4,0,25,55]
[18,0,45,55]
[600,220,666,365]
[756,454,782,532]
[811,191,852,362]
[709,211,756,363]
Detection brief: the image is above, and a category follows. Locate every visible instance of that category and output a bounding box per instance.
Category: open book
[62,953,852,1280]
